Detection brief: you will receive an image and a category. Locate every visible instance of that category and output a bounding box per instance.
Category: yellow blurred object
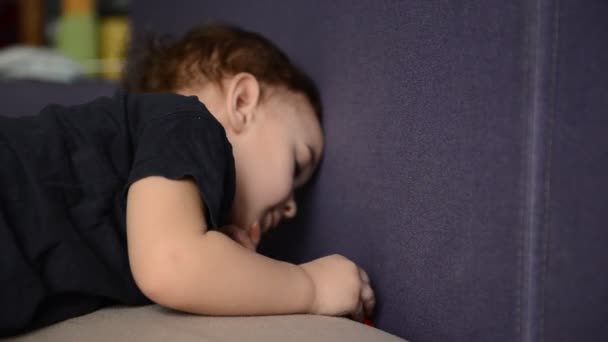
[99,16,130,80]
[62,0,95,15]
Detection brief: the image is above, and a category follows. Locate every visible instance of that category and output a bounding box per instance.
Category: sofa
[4,0,607,341]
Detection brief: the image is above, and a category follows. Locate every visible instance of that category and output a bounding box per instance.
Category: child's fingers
[361,284,376,318]
[358,267,375,317]
[359,267,370,284]
[350,300,365,323]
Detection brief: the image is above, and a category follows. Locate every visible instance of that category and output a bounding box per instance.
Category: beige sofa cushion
[9,305,408,342]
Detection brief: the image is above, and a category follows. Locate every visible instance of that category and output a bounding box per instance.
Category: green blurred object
[55,0,98,74]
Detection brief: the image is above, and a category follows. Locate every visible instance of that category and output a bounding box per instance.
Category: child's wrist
[297,263,318,315]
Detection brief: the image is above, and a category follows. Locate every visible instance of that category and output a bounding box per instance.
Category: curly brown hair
[121,24,322,121]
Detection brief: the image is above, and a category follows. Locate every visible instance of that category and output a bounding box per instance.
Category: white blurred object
[0,45,85,83]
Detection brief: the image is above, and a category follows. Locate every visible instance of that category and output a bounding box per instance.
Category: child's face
[179,75,323,249]
[227,87,323,247]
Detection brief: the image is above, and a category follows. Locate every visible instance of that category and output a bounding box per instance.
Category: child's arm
[125,176,315,316]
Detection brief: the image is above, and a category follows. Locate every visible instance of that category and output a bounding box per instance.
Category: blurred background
[0,0,130,82]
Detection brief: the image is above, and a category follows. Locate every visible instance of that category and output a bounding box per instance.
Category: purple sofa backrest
[128,1,608,341]
[0,80,116,118]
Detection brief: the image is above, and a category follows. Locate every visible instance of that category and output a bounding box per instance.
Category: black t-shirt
[0,91,236,336]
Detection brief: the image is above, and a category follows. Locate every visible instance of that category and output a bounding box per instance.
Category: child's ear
[224,72,261,134]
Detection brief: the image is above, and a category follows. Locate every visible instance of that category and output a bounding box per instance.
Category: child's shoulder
[117,91,219,128]
[124,91,205,115]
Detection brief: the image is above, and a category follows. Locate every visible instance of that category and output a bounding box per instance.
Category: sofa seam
[539,1,561,341]
[520,0,559,341]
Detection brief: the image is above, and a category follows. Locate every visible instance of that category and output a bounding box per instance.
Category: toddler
[0,24,375,337]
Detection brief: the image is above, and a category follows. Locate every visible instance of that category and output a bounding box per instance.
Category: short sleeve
[121,95,235,230]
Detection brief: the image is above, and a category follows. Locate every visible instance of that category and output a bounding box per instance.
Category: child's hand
[299,255,376,323]
[218,223,261,252]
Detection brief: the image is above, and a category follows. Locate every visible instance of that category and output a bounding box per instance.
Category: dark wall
[541,1,608,341]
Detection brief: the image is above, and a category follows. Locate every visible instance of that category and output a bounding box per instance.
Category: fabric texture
[0,91,235,337]
[540,1,608,341]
